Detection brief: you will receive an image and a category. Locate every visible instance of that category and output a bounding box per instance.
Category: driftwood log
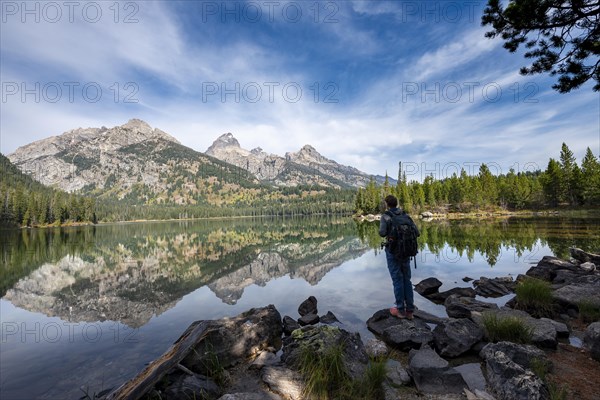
[106,320,212,400]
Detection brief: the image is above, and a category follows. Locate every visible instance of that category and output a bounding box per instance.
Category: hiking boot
[405,311,414,320]
[390,307,406,318]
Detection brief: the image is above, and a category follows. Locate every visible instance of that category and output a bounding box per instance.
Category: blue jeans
[385,249,414,312]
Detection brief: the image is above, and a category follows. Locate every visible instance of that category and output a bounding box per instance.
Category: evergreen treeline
[355,143,600,215]
[356,216,600,267]
[0,154,97,228]
[94,186,356,221]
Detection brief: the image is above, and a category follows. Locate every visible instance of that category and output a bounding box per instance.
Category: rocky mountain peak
[206,133,241,155]
[250,147,264,155]
[299,144,318,154]
[122,118,152,133]
[286,144,327,164]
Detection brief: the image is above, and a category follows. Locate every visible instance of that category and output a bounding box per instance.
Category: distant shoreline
[4,208,599,231]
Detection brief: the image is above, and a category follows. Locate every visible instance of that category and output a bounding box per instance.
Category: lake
[1,215,599,399]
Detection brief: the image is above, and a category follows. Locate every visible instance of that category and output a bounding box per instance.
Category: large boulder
[408,346,467,394]
[319,311,340,324]
[414,277,443,296]
[163,371,221,400]
[479,341,550,371]
[583,321,600,362]
[473,276,516,297]
[385,359,411,386]
[480,342,550,400]
[298,296,318,316]
[426,287,476,304]
[182,305,283,374]
[445,294,499,319]
[367,309,401,336]
[473,309,558,349]
[453,363,488,393]
[433,318,484,357]
[525,256,584,284]
[381,319,434,350]
[298,313,319,326]
[282,316,300,336]
[261,366,304,400]
[570,247,600,265]
[553,275,600,309]
[218,394,280,400]
[281,325,368,380]
[364,338,389,359]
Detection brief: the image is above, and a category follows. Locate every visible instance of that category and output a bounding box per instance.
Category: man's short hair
[384,195,398,208]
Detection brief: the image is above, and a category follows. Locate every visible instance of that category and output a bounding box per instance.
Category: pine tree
[581,147,600,205]
[542,159,562,207]
[559,143,577,205]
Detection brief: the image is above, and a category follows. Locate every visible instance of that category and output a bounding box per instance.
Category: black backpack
[385,210,419,265]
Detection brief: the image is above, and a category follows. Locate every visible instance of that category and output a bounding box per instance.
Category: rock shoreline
[102,248,600,400]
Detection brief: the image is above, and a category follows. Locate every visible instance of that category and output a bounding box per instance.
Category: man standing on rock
[379,195,419,319]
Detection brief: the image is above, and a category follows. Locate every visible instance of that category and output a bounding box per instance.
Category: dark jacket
[379,207,420,239]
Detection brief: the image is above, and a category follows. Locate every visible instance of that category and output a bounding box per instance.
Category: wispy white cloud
[1,1,597,181]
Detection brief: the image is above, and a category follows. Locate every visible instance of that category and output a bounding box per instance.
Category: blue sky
[1,0,598,179]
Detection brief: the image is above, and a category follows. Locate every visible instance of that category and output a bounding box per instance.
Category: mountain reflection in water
[1,215,599,400]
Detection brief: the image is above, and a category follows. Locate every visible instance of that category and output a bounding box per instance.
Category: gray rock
[298,296,318,316]
[583,321,600,361]
[464,389,497,400]
[367,308,404,336]
[182,305,282,373]
[454,363,487,393]
[580,262,597,272]
[298,313,319,326]
[480,346,549,400]
[479,342,550,371]
[365,338,389,359]
[526,256,580,283]
[385,359,412,386]
[570,247,600,265]
[218,393,282,400]
[319,311,339,324]
[282,315,300,336]
[382,319,434,350]
[250,351,279,370]
[463,277,474,282]
[445,294,499,319]
[281,325,368,380]
[408,347,467,394]
[473,276,516,297]
[426,287,477,304]
[414,277,443,296]
[261,366,304,400]
[540,318,569,338]
[473,309,557,349]
[413,309,448,324]
[553,275,600,309]
[527,317,559,349]
[433,318,484,357]
[164,372,221,400]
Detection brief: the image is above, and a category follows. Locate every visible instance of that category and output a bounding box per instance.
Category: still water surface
[1,216,599,399]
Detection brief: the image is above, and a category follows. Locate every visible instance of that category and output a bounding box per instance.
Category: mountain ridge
[205,131,386,188]
[7,120,389,202]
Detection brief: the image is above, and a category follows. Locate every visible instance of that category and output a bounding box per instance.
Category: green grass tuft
[530,357,550,380]
[548,381,569,400]
[515,277,554,317]
[482,313,533,344]
[577,300,600,323]
[296,344,386,400]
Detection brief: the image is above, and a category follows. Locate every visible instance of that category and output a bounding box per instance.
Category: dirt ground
[546,342,600,400]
